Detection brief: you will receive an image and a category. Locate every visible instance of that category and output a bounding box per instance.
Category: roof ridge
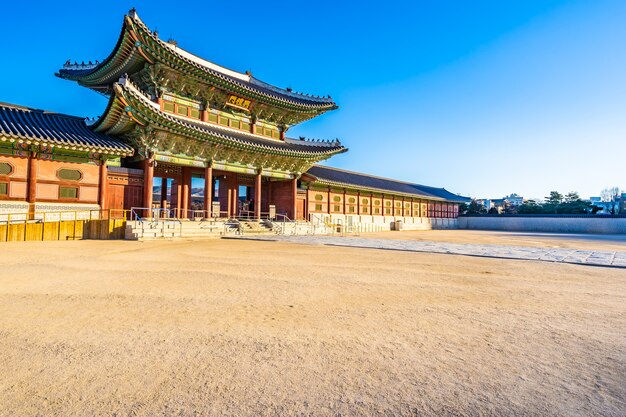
[312,164,446,190]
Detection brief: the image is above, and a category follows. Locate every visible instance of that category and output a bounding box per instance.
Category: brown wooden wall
[0,155,100,204]
[306,186,460,219]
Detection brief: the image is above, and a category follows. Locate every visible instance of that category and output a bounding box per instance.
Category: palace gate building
[0,10,468,232]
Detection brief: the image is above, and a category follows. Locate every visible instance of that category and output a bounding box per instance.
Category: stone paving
[236,235,626,268]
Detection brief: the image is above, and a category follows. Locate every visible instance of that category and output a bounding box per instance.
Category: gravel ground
[0,236,624,416]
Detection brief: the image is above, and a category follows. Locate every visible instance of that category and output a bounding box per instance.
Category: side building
[0,9,468,231]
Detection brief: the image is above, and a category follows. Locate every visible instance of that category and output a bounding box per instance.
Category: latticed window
[0,182,7,195]
[315,204,322,211]
[315,194,324,201]
[163,101,175,112]
[333,196,341,202]
[177,105,188,116]
[57,169,82,181]
[348,197,356,204]
[0,162,13,176]
[59,187,78,199]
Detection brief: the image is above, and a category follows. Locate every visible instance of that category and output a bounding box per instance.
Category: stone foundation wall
[309,213,459,231]
[458,216,626,234]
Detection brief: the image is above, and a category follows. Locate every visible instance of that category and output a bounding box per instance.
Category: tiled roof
[57,10,337,111]
[305,165,470,203]
[0,102,134,155]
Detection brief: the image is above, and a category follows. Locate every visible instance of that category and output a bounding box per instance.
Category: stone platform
[234,235,626,268]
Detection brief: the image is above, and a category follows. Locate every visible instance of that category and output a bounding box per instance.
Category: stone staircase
[125,219,226,240]
[125,219,278,240]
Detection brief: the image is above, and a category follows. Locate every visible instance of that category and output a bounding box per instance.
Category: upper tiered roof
[0,102,133,156]
[56,9,337,119]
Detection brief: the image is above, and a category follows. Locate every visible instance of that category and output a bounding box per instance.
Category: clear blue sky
[2,0,625,199]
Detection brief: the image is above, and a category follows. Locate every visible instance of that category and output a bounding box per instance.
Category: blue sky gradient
[2,0,624,199]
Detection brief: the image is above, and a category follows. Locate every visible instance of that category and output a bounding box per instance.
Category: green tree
[517,200,545,214]
[545,191,563,205]
[564,191,580,203]
[467,199,487,215]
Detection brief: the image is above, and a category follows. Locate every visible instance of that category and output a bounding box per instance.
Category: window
[362,198,369,205]
[219,116,229,126]
[176,105,188,116]
[348,197,356,204]
[315,194,324,201]
[0,183,7,195]
[57,169,82,181]
[315,204,322,211]
[163,102,175,112]
[230,119,241,129]
[334,205,341,212]
[59,186,78,199]
[362,207,369,214]
[241,122,250,131]
[349,206,355,213]
[333,196,341,202]
[208,113,218,123]
[0,162,13,176]
[190,108,201,119]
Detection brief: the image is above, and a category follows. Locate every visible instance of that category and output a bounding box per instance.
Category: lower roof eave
[306,179,466,203]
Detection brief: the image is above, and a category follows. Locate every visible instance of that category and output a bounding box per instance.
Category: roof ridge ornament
[128,7,138,19]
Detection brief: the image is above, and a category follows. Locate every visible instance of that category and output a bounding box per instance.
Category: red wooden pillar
[231,175,239,217]
[176,181,182,218]
[182,167,190,219]
[143,158,154,218]
[291,177,298,220]
[226,179,232,218]
[27,150,38,220]
[98,159,108,211]
[204,164,213,218]
[254,171,262,220]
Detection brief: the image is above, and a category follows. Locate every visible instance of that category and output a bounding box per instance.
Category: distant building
[476,194,525,214]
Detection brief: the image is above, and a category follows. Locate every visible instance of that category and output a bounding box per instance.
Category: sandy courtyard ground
[0,232,625,416]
